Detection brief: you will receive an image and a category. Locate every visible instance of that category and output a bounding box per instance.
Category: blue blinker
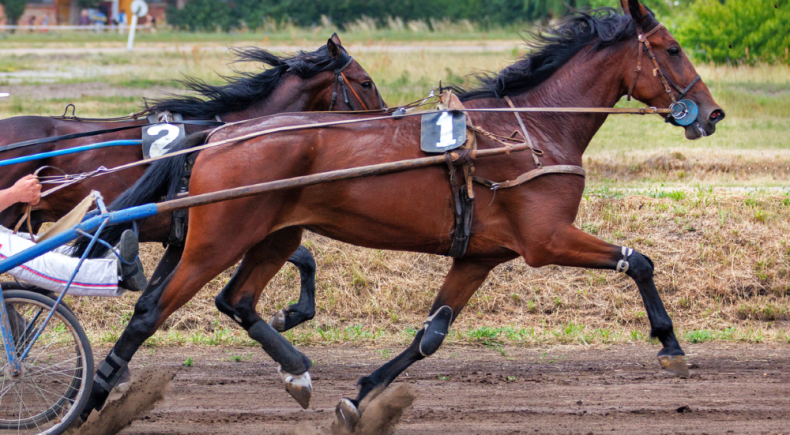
[670,99,698,126]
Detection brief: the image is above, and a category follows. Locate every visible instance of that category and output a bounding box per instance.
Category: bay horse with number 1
[81,1,724,428]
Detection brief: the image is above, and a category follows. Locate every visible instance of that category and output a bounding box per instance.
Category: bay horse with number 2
[2,34,385,331]
[81,1,724,429]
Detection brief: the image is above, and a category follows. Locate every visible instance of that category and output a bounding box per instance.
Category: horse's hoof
[658,354,690,378]
[270,309,288,332]
[335,398,361,431]
[279,365,312,409]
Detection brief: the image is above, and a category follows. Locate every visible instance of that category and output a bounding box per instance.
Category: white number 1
[435,112,457,148]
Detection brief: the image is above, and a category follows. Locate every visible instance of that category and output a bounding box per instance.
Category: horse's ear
[624,0,654,26]
[327,33,342,57]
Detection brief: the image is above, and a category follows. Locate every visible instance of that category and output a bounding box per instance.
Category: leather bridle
[328,56,385,111]
[627,22,701,124]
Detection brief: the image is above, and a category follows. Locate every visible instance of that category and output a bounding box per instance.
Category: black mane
[148,45,352,118]
[455,8,643,101]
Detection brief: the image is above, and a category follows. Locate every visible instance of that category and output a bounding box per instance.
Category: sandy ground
[84,342,790,435]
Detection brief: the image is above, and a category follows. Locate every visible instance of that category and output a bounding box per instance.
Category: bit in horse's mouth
[695,122,707,138]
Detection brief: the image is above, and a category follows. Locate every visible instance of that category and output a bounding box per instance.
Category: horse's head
[621,0,724,139]
[323,33,387,111]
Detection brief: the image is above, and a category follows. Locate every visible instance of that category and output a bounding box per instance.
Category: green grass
[112,323,778,348]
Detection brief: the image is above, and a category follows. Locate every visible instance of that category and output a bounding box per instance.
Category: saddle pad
[143,113,186,159]
[420,110,466,153]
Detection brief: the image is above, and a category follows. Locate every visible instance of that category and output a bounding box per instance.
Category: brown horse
[82,1,724,427]
[0,35,382,235]
[2,35,385,331]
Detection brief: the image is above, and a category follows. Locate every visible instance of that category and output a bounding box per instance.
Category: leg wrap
[616,247,634,273]
[92,349,129,409]
[248,320,312,375]
[419,305,453,357]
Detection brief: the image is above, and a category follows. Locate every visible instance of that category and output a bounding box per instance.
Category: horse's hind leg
[214,227,314,408]
[334,258,499,429]
[269,245,318,332]
[524,224,686,376]
[81,239,244,420]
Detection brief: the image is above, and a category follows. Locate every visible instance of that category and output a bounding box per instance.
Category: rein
[0,118,223,155]
[34,101,679,199]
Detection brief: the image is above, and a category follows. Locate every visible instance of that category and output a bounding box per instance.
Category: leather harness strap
[0,119,223,155]
[440,92,586,258]
[627,22,701,110]
[504,96,542,168]
[340,72,368,111]
[472,165,586,190]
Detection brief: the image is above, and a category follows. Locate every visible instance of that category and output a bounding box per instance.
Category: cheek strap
[617,246,634,273]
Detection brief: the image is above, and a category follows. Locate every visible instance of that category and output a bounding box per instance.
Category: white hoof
[335,398,361,431]
[278,365,312,409]
[269,309,287,332]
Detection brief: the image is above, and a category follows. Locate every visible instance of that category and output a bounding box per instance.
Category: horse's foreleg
[147,244,185,290]
[269,245,317,332]
[335,258,497,429]
[214,228,314,408]
[525,224,686,376]
[81,245,240,420]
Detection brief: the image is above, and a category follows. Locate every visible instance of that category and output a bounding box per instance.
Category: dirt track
[106,343,790,434]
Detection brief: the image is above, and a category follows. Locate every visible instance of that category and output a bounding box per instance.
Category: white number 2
[147,124,180,157]
[435,112,457,148]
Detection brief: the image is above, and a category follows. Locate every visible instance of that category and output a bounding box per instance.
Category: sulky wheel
[0,290,93,435]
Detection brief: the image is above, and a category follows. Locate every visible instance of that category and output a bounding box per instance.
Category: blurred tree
[1,0,28,25]
[168,0,234,31]
[169,0,694,32]
[676,0,789,64]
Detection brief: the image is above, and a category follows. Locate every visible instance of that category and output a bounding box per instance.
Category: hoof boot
[659,354,690,378]
[279,365,312,409]
[335,398,360,431]
[269,309,288,332]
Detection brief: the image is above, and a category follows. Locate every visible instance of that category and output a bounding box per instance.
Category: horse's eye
[361,81,373,89]
[667,47,681,57]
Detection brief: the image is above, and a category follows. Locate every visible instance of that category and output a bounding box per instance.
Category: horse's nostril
[709,109,725,124]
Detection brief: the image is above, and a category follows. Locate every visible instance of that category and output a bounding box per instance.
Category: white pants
[0,226,122,297]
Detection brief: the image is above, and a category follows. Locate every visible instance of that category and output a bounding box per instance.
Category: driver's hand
[11,175,41,206]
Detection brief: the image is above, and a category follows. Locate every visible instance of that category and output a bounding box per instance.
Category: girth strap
[472,165,586,190]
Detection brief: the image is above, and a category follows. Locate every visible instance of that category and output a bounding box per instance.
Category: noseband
[627,22,702,126]
[328,56,385,112]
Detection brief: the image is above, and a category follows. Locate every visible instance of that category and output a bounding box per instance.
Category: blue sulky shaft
[0,140,141,168]
[0,203,158,274]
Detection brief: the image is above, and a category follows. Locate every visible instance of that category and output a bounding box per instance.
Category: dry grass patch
[4,192,785,347]
[586,149,790,187]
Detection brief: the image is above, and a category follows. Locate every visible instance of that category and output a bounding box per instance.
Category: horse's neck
[497,48,626,160]
[216,75,330,123]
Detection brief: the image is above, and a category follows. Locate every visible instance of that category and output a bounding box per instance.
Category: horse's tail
[73,131,209,257]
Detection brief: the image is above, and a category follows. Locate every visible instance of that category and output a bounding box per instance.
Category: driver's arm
[0,175,41,215]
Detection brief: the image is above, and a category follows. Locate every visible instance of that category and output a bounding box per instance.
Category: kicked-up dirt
[98,342,790,434]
